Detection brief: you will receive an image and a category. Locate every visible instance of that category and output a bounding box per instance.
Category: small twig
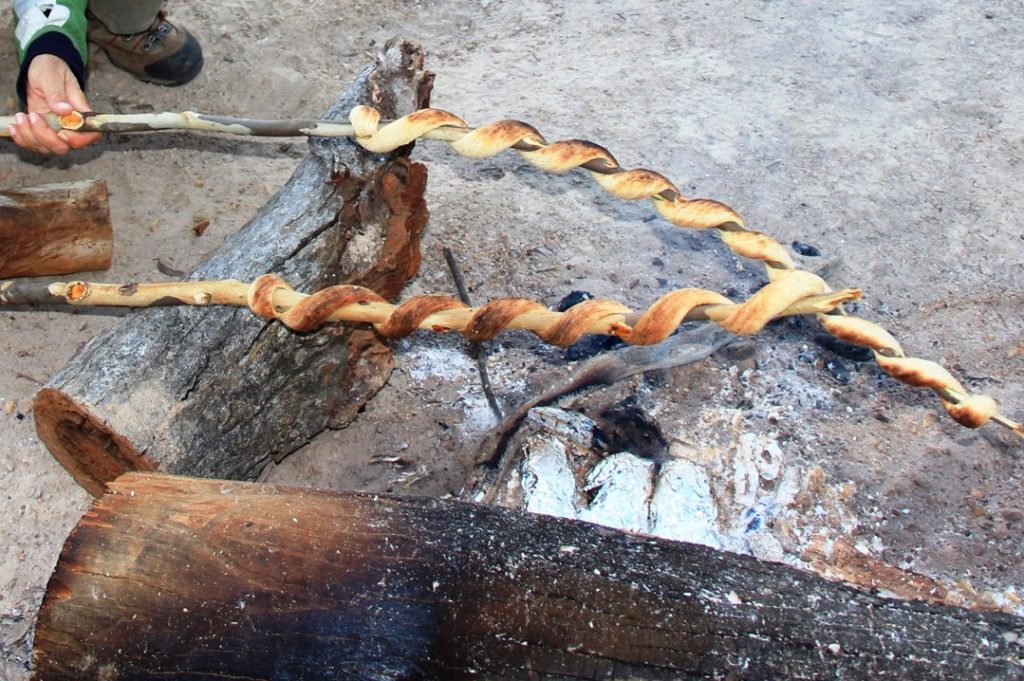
[15,371,44,385]
[442,247,473,307]
[443,246,504,422]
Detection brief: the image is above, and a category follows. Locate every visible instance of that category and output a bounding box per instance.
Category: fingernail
[56,101,72,112]
[14,113,25,125]
[7,125,16,137]
[28,112,40,124]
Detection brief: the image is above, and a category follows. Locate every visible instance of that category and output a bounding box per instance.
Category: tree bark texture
[32,39,434,497]
[0,179,112,277]
[32,472,1024,680]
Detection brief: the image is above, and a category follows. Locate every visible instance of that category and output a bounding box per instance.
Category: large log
[0,179,112,277]
[32,40,432,496]
[33,472,1024,680]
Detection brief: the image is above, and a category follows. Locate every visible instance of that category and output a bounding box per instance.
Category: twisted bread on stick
[3,106,1016,435]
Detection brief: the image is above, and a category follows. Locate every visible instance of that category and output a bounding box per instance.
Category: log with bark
[32,39,433,496]
[0,179,112,278]
[32,472,1024,680]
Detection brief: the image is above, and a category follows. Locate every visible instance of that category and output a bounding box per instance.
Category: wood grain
[0,180,112,278]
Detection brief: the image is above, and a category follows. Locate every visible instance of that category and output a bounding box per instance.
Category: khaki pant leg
[87,0,165,34]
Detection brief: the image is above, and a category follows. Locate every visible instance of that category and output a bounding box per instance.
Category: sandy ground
[2,0,1023,676]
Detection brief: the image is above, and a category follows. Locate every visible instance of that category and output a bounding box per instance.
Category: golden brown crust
[875,356,963,393]
[722,271,826,335]
[654,196,747,230]
[280,286,386,332]
[617,289,733,345]
[591,169,678,200]
[537,299,631,347]
[351,106,466,152]
[945,395,999,429]
[719,230,794,269]
[449,119,546,158]
[520,140,617,173]
[462,298,548,342]
[375,296,468,338]
[58,111,85,130]
[247,274,288,319]
[817,314,903,355]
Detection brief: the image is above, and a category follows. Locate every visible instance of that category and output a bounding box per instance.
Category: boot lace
[118,12,173,53]
[141,22,172,53]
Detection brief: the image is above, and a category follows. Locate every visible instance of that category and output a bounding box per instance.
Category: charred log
[32,472,1024,680]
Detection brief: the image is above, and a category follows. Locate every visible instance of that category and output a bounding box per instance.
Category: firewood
[32,472,1024,680]
[0,179,111,278]
[32,39,432,496]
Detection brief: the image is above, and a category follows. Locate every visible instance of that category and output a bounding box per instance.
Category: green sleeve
[13,0,89,65]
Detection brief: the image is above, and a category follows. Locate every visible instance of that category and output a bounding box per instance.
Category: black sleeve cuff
[16,32,87,108]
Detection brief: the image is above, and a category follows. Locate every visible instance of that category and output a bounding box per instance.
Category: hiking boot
[87,11,203,86]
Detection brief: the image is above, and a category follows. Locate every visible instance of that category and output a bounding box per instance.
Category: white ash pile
[481,405,856,567]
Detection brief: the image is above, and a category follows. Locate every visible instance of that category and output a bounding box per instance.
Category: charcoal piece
[792,240,821,257]
[555,289,595,312]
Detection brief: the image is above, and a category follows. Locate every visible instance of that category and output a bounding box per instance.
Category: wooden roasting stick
[31,472,1024,680]
[0,179,112,278]
[0,276,860,341]
[2,105,1020,439]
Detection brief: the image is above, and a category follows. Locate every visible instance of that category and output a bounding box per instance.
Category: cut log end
[33,388,155,497]
[0,179,113,278]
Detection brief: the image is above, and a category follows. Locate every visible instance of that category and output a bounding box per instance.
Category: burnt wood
[32,472,1024,680]
[0,179,112,277]
[32,40,433,496]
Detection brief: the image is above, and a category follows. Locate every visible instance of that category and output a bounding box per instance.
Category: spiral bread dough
[241,105,1014,434]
